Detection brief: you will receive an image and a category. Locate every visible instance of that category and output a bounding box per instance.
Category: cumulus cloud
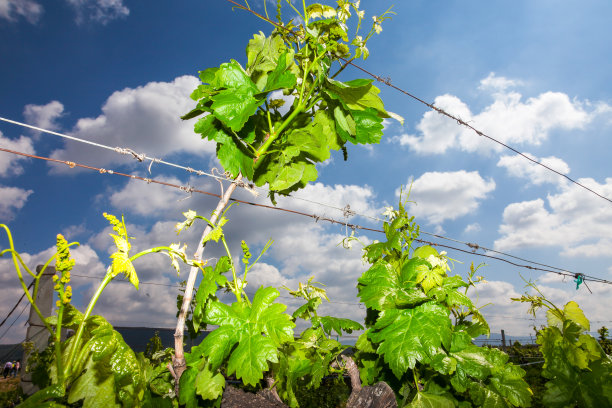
[0,131,35,176]
[49,76,215,173]
[23,100,64,132]
[0,0,43,23]
[464,223,481,234]
[108,174,191,216]
[401,170,496,225]
[495,177,612,256]
[0,185,33,220]
[65,0,128,25]
[394,73,602,156]
[497,153,570,186]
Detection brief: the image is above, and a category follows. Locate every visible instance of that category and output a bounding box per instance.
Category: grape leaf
[319,316,364,336]
[195,365,225,401]
[357,261,399,311]
[210,88,263,132]
[260,303,295,346]
[199,326,239,371]
[369,302,451,377]
[350,107,384,144]
[407,391,455,408]
[226,332,278,386]
[265,51,297,91]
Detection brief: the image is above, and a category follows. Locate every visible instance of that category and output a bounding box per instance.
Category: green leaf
[413,245,439,259]
[204,300,244,327]
[489,377,533,407]
[333,105,356,139]
[357,261,399,311]
[246,32,288,90]
[16,385,65,408]
[109,250,139,290]
[450,345,493,392]
[429,353,457,375]
[215,138,254,179]
[407,391,455,408]
[468,382,511,408]
[67,360,119,408]
[268,161,317,192]
[199,326,239,371]
[564,301,590,331]
[319,316,363,336]
[260,303,295,346]
[400,258,430,286]
[292,298,321,320]
[195,366,225,401]
[428,276,473,309]
[207,59,257,90]
[265,51,297,91]
[178,367,199,408]
[350,107,384,145]
[369,302,451,377]
[211,88,263,132]
[285,126,330,163]
[226,333,278,386]
[416,264,445,294]
[325,78,389,118]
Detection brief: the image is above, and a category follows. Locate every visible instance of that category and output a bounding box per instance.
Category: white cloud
[0,185,33,220]
[392,94,470,154]
[49,75,214,173]
[23,100,64,132]
[0,0,43,23]
[402,170,496,225]
[478,72,521,92]
[470,280,535,335]
[495,178,612,256]
[108,174,191,216]
[0,131,35,176]
[464,223,481,234]
[394,73,603,156]
[277,182,383,221]
[497,153,570,186]
[65,0,128,25]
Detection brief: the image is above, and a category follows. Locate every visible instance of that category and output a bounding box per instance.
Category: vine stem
[172,173,243,392]
[65,271,113,378]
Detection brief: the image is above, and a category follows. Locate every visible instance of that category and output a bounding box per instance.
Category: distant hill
[0,327,209,365]
[0,343,22,363]
[113,326,209,353]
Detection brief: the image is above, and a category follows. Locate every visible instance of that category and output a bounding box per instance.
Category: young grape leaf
[195,365,225,401]
[407,392,455,408]
[319,316,364,336]
[265,51,297,91]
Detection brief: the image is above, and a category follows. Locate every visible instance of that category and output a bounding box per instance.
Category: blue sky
[1,0,612,345]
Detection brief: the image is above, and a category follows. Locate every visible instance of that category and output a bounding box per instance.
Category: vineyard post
[501,329,507,350]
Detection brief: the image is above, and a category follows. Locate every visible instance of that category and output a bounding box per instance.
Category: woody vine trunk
[172,174,242,387]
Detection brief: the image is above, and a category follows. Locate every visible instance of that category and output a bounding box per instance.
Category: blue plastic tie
[574,274,583,290]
